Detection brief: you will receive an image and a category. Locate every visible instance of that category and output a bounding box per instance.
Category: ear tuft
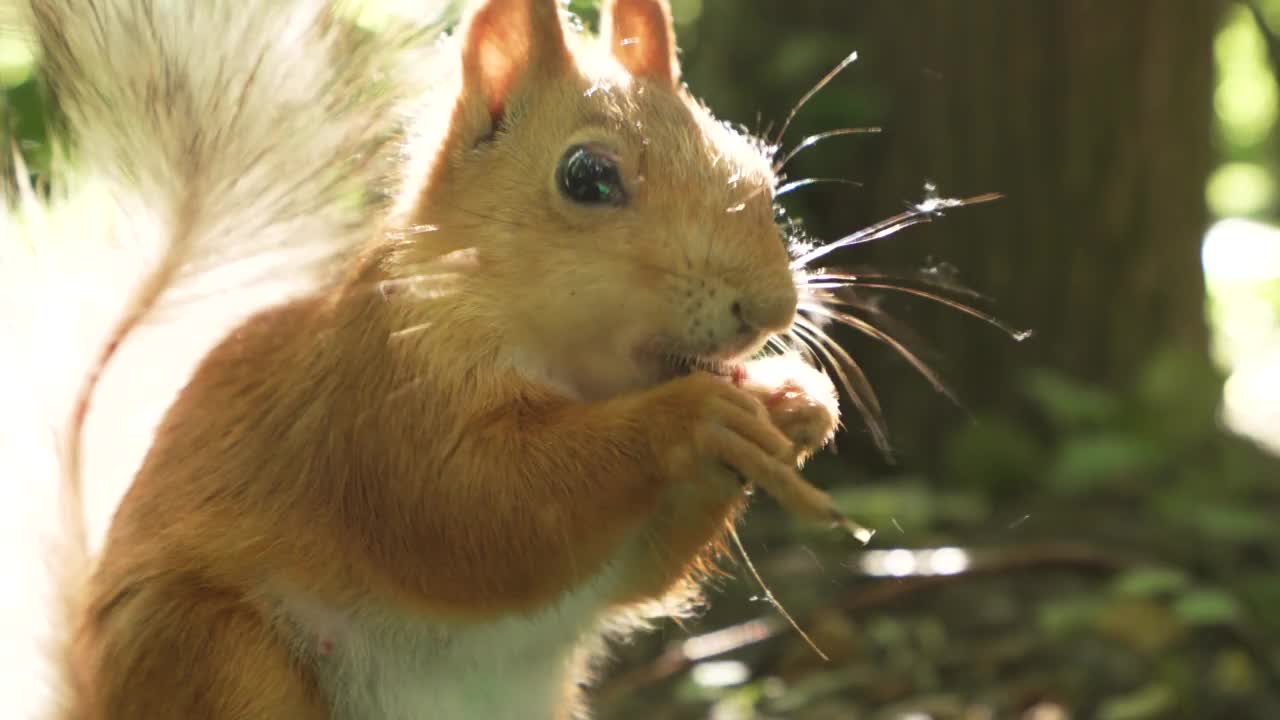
[461,0,572,125]
[603,0,680,86]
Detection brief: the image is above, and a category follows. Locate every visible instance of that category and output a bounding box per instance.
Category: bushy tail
[8,0,459,714]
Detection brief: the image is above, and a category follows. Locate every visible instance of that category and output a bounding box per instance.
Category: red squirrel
[20,0,858,717]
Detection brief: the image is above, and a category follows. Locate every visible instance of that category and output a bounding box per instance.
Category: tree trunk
[682,0,1224,464]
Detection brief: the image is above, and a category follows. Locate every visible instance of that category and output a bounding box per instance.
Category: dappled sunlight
[1205,2,1280,456]
[1214,5,1278,149]
[1223,351,1280,456]
[1209,228,1280,455]
[691,660,752,689]
[1207,163,1276,216]
[856,547,972,579]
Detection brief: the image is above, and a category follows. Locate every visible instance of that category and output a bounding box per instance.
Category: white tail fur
[3,1,460,715]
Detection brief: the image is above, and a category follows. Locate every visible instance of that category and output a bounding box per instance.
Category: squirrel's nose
[731,289,798,336]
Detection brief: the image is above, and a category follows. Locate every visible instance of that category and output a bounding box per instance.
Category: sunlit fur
[389,28,798,401]
[25,0,1024,713]
[36,0,846,718]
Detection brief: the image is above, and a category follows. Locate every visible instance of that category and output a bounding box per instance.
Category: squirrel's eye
[557,145,626,207]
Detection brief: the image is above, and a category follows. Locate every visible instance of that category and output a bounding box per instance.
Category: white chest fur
[276,568,622,720]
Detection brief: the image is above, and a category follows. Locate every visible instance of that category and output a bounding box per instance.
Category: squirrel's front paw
[620,372,806,600]
[644,372,801,493]
[739,354,840,463]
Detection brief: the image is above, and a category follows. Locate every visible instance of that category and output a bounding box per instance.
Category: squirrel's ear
[459,0,572,127]
[602,0,680,86]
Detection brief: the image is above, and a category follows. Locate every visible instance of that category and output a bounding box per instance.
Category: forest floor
[595,362,1280,720]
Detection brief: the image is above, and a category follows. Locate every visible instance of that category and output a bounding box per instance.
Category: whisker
[916,190,1004,215]
[760,115,776,145]
[772,50,860,148]
[764,335,792,355]
[791,215,932,269]
[801,271,1031,340]
[776,177,863,198]
[775,329,819,366]
[790,192,1003,269]
[802,270,989,300]
[762,325,814,363]
[728,527,828,661]
[789,323,865,433]
[814,282,1032,341]
[803,303,959,407]
[791,318,891,456]
[774,127,881,173]
[795,336,822,368]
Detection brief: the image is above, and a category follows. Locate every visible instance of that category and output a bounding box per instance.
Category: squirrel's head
[400,0,796,401]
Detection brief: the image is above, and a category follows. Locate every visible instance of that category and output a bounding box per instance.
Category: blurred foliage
[1211,3,1279,218]
[0,27,50,196]
[589,3,1280,718]
[598,350,1280,720]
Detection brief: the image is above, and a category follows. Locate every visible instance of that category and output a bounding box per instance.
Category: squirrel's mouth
[640,333,764,387]
[658,352,746,384]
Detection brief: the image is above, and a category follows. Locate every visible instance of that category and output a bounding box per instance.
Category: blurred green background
[6,1,1280,718]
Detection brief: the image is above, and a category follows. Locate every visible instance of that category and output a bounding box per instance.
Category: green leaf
[1096,599,1185,654]
[1212,649,1258,694]
[1023,369,1121,429]
[1037,595,1103,637]
[827,482,990,533]
[828,483,936,530]
[1110,567,1191,599]
[1179,503,1274,543]
[1047,434,1161,494]
[1239,575,1280,635]
[1097,683,1177,720]
[1135,348,1224,443]
[943,414,1044,492]
[1173,588,1243,626]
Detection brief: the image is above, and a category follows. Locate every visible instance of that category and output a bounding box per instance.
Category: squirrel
[16,0,864,717]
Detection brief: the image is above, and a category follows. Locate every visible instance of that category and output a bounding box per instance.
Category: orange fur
[63,0,841,717]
